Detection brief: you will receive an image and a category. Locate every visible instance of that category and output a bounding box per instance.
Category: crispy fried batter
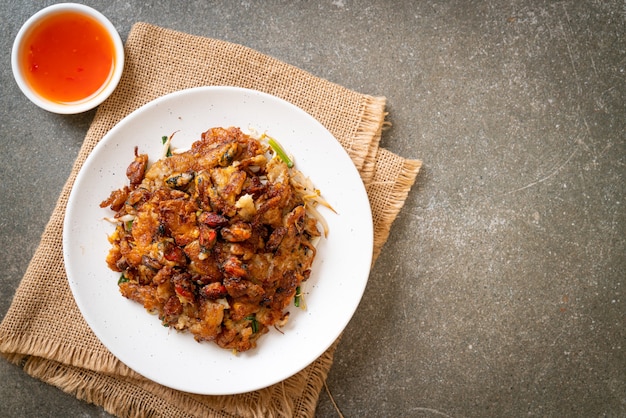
[101,127,321,352]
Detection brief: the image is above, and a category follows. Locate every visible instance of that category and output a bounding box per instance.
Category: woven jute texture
[0,23,421,417]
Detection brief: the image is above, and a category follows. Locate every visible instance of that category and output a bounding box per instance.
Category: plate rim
[63,86,373,394]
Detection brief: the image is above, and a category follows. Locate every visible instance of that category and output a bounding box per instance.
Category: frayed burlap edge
[1,333,134,378]
[355,95,386,184]
[367,149,422,262]
[17,338,340,418]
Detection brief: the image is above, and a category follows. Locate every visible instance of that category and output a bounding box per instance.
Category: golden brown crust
[101,127,320,352]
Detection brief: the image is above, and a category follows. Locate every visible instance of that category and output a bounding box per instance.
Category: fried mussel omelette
[100,127,322,352]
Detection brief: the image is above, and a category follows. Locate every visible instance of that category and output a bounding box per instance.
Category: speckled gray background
[1,1,624,417]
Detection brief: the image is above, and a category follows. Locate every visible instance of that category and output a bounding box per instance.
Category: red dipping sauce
[21,11,116,103]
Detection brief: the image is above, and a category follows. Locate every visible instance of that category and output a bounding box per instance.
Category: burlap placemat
[0,23,421,417]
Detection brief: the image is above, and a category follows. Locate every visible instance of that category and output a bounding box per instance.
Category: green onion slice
[294,286,306,309]
[161,134,173,157]
[245,315,259,333]
[267,136,294,168]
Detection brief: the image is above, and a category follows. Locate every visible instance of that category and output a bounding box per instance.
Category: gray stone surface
[1,1,624,417]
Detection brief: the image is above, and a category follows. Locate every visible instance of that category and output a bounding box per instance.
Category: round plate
[63,86,373,395]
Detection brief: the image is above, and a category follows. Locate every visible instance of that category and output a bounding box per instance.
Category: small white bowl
[11,3,124,114]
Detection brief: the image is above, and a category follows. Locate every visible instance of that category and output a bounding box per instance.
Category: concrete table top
[1,1,624,417]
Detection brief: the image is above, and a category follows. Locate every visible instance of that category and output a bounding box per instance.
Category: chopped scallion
[294,286,304,308]
[161,135,172,157]
[245,315,259,333]
[267,136,294,168]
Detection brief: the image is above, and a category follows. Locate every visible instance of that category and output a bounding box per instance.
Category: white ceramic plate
[63,86,373,395]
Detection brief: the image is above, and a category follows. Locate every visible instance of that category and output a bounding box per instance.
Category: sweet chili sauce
[21,11,115,103]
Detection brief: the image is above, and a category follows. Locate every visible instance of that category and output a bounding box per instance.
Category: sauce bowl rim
[11,2,125,114]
